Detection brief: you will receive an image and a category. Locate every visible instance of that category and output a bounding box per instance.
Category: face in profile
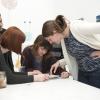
[45,33,62,44]
[37,46,47,57]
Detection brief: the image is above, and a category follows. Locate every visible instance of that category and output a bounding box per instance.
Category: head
[42,15,67,44]
[0,26,26,54]
[33,35,52,57]
[0,14,3,30]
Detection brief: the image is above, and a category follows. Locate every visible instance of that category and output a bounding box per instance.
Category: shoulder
[23,46,32,52]
[22,46,34,57]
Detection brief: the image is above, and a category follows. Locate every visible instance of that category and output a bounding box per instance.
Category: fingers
[50,61,59,74]
[50,65,57,74]
[44,74,49,80]
[61,72,69,78]
[50,66,54,75]
[53,66,57,73]
[34,74,49,82]
[33,70,42,75]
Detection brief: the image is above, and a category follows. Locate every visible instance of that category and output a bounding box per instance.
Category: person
[21,35,69,78]
[0,26,49,84]
[0,14,14,74]
[42,15,100,88]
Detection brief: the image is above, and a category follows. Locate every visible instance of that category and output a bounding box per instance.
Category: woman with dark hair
[21,35,69,78]
[42,15,100,88]
[0,26,49,84]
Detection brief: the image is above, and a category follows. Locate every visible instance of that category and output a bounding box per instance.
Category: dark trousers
[78,68,100,88]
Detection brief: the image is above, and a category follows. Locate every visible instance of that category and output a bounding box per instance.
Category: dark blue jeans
[78,68,100,88]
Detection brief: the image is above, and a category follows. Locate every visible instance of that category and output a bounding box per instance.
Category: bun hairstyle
[55,15,67,32]
[42,15,67,37]
[0,26,26,54]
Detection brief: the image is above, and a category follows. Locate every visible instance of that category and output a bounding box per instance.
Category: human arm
[70,20,100,50]
[0,51,33,84]
[28,70,42,75]
[50,58,66,74]
[0,52,49,84]
[53,67,70,78]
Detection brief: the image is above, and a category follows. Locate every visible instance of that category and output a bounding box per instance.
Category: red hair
[0,26,26,54]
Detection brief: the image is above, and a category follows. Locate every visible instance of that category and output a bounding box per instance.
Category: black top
[0,28,33,84]
[21,46,42,72]
[64,31,100,72]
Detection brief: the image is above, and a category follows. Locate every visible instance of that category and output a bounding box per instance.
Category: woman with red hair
[0,26,49,84]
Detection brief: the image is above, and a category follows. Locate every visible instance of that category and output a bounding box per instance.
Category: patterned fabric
[51,44,63,60]
[64,32,100,72]
[21,46,66,75]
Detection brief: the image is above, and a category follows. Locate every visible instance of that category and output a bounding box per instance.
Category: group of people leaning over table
[0,14,69,85]
[0,14,100,88]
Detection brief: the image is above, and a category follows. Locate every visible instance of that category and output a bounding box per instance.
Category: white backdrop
[0,0,100,41]
[0,0,100,73]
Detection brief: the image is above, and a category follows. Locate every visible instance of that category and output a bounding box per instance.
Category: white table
[0,78,100,100]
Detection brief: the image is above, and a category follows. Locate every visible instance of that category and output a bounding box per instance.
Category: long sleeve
[61,39,78,80]
[0,52,33,84]
[3,51,29,75]
[21,47,36,72]
[42,56,66,75]
[70,20,100,50]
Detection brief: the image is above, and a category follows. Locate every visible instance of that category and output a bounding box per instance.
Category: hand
[28,70,42,75]
[34,74,49,82]
[90,51,100,59]
[50,61,60,74]
[33,70,42,75]
[61,71,70,78]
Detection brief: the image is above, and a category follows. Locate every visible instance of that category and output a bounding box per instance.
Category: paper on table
[49,75,59,79]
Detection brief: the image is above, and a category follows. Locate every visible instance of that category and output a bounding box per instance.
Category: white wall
[52,0,100,21]
[0,0,100,72]
[1,0,100,40]
[0,0,55,42]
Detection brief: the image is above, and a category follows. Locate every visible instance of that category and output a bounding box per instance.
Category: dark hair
[42,15,67,37]
[0,26,26,54]
[32,35,52,54]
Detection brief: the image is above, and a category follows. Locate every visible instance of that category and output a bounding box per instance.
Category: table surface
[0,78,100,100]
